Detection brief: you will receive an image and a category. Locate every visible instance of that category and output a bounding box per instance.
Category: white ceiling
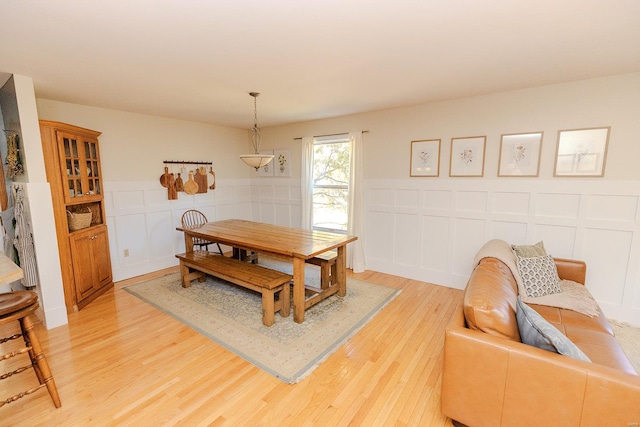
[1,0,639,128]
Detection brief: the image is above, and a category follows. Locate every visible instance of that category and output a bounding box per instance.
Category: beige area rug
[609,319,640,373]
[124,258,400,383]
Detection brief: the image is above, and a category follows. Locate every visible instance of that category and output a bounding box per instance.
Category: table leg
[336,245,347,297]
[293,257,306,323]
[184,233,194,253]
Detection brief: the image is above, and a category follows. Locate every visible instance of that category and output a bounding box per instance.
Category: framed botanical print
[498,132,543,177]
[449,136,486,177]
[274,149,291,177]
[410,139,440,177]
[554,127,610,177]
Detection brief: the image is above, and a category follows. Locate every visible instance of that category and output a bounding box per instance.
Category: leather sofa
[441,243,640,427]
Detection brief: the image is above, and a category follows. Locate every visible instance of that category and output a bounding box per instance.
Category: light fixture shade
[240,153,274,169]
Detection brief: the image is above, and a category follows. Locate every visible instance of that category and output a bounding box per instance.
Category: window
[312,134,351,233]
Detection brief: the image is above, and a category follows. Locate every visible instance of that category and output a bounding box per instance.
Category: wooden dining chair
[181,209,223,255]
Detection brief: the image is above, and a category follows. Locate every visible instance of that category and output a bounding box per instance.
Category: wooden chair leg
[21,315,61,408]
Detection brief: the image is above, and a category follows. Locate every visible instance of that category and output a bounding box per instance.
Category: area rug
[124,259,400,383]
[610,319,640,373]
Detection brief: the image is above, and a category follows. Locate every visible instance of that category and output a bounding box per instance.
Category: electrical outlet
[123,249,129,257]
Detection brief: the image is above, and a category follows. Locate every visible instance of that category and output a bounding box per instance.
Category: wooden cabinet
[40,121,113,312]
[69,226,112,301]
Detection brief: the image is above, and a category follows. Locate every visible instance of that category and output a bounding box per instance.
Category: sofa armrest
[554,257,586,284]
[441,308,640,427]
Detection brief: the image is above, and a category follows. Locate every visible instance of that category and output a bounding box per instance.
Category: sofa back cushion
[464,257,521,341]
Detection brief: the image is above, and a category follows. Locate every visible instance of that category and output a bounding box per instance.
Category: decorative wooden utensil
[175,172,184,191]
[183,171,199,195]
[159,166,170,188]
[194,166,207,194]
[167,173,178,200]
[209,167,216,190]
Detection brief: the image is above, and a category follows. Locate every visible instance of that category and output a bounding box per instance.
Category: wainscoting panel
[582,228,632,306]
[493,192,530,215]
[420,215,450,272]
[105,178,640,325]
[536,193,581,218]
[423,190,452,211]
[490,220,528,244]
[105,179,252,281]
[365,179,640,325]
[532,224,577,258]
[455,191,488,213]
[586,195,638,222]
[452,217,487,279]
[393,213,420,266]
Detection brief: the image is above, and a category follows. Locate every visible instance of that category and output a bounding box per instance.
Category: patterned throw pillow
[516,298,591,362]
[516,254,562,297]
[512,241,547,258]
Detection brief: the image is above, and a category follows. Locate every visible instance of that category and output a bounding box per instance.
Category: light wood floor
[1,267,462,426]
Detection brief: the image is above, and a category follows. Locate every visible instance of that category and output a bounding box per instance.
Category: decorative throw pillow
[512,241,547,258]
[516,298,591,362]
[516,254,562,297]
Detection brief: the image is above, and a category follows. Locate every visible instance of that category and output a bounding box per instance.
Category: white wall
[257,73,640,326]
[2,76,67,329]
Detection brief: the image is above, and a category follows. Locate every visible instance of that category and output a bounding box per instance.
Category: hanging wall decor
[554,127,610,177]
[274,149,291,177]
[5,132,24,178]
[449,136,486,177]
[498,132,543,177]
[410,139,441,177]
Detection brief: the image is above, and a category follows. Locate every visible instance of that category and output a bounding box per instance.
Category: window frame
[312,135,350,234]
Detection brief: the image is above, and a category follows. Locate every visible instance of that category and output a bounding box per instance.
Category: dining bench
[175,251,292,326]
[306,250,337,289]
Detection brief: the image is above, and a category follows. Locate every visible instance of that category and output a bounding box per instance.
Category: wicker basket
[67,208,92,231]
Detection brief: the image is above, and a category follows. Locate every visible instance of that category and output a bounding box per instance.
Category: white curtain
[300,136,314,230]
[347,131,366,272]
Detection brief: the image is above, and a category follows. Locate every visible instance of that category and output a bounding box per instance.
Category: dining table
[176,219,357,323]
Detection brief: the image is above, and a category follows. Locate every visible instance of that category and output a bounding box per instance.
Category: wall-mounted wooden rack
[163,160,212,165]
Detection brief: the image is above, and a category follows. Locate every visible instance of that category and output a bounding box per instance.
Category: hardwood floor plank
[0,268,460,426]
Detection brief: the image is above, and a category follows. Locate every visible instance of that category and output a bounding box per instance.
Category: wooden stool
[0,291,61,408]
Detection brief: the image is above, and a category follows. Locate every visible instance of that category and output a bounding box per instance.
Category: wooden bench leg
[262,290,276,326]
[180,261,191,288]
[280,282,290,318]
[320,262,331,289]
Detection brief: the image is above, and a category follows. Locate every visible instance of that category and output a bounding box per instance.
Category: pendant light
[240,92,274,170]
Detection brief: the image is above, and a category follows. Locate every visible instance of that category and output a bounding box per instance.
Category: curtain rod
[293,130,369,140]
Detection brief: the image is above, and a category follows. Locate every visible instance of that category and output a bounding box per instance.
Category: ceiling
[1,0,639,129]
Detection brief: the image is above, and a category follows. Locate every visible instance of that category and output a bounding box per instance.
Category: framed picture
[498,132,543,177]
[410,139,440,177]
[257,150,274,177]
[273,149,291,177]
[554,127,610,177]
[449,136,486,177]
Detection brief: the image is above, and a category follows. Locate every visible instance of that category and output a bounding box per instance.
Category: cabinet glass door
[84,140,101,196]
[63,137,83,198]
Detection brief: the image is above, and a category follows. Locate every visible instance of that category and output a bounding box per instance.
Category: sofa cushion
[464,258,520,341]
[563,326,637,374]
[516,298,591,362]
[529,303,614,335]
[516,254,563,297]
[512,241,546,258]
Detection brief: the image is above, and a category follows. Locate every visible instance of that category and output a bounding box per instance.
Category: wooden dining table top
[177,219,357,259]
